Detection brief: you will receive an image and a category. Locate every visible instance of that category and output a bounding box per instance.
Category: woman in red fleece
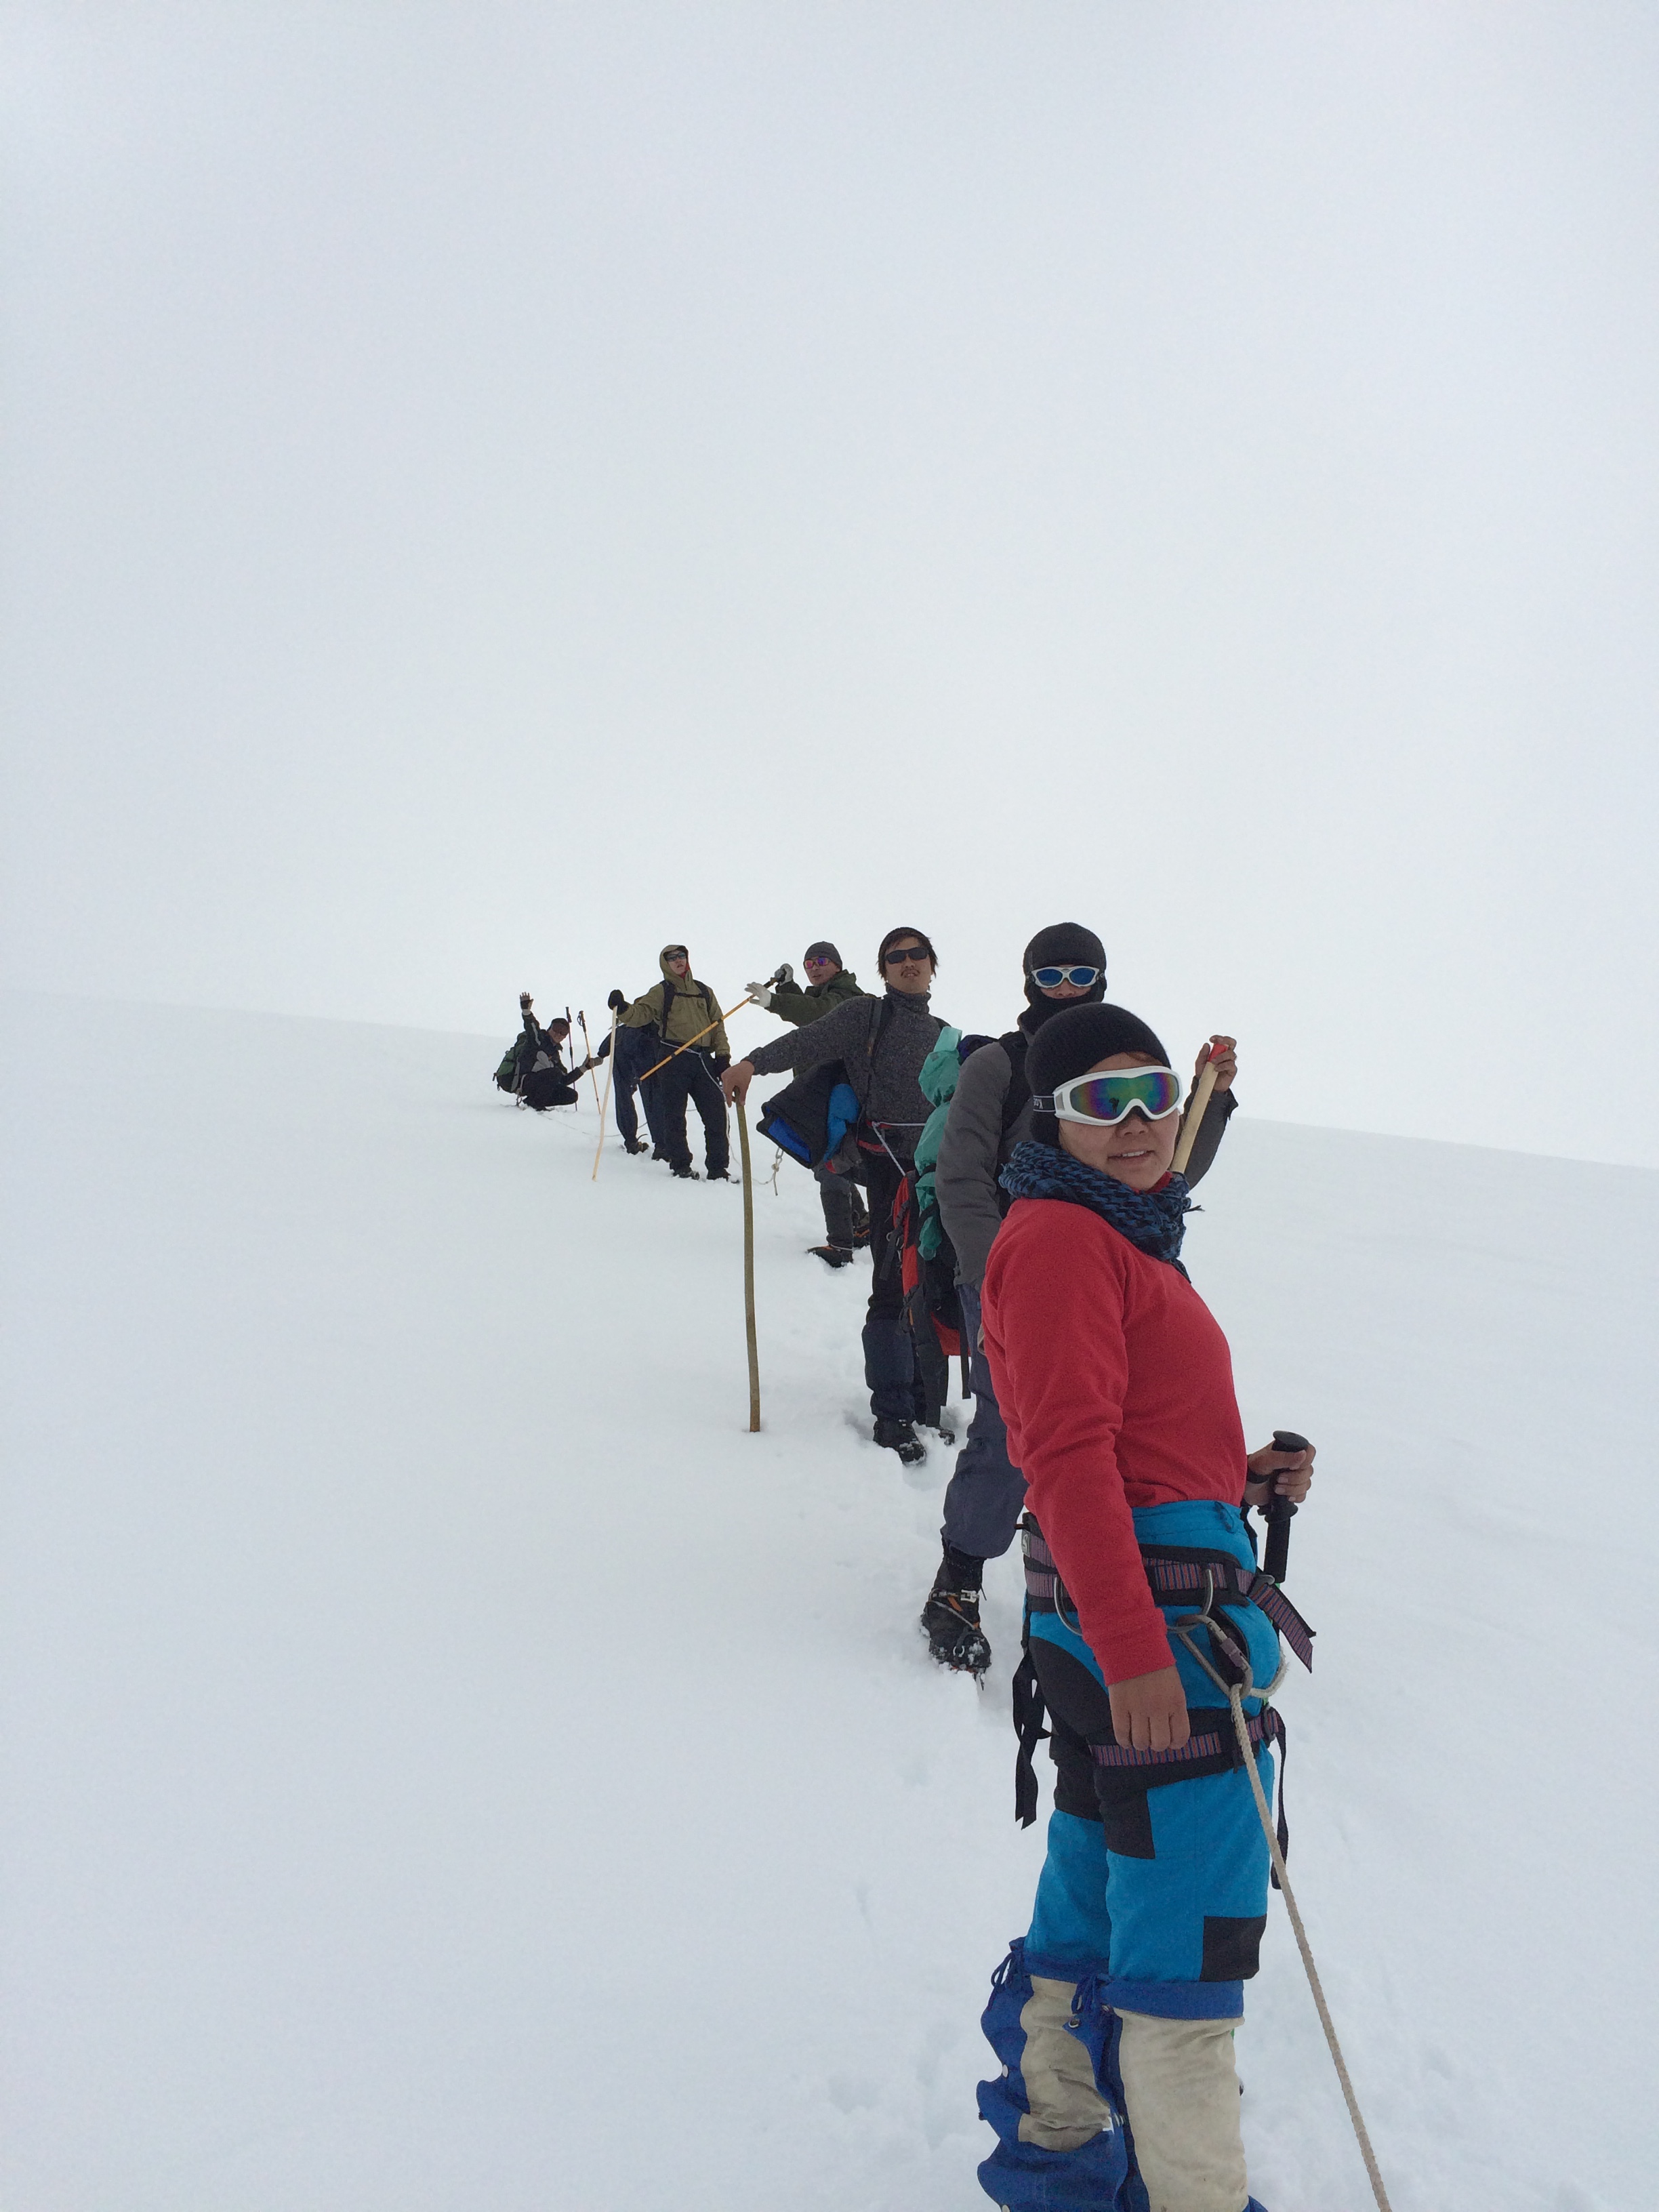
[972,1003,1313,2212]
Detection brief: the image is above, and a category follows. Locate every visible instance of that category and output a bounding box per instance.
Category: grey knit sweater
[743,987,944,1149]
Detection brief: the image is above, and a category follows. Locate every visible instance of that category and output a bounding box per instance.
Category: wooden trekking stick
[576,1011,605,1114]
[1171,1041,1223,1176]
[590,1010,619,1181]
[737,1107,760,1431]
[637,994,758,1084]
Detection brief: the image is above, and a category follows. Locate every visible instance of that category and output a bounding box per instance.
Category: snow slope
[2,992,1654,2212]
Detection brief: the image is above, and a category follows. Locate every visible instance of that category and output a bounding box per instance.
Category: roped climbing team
[500,923,1322,2212]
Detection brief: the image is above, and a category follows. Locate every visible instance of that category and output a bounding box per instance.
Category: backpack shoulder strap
[659,979,675,1038]
[998,1029,1032,1136]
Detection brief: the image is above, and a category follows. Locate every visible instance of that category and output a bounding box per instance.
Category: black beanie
[804,941,842,967]
[1021,922,1108,1024]
[1025,1003,1172,1147]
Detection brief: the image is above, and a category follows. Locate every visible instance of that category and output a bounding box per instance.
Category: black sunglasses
[882,945,930,966]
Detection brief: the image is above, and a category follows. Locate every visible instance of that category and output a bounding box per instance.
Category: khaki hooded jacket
[619,948,731,1056]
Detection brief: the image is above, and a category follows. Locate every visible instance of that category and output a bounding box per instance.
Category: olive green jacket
[764,968,869,1029]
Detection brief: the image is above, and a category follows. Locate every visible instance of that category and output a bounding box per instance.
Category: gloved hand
[711,1054,731,1076]
[607,988,627,1013]
[745,980,775,1008]
[772,962,794,985]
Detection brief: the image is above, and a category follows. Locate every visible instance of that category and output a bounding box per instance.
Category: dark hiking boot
[873,1417,926,1465]
[670,1165,699,1180]
[705,1170,734,1182]
[651,1147,666,1162]
[810,1244,855,1269]
[623,1138,648,1155]
[920,1580,991,1675]
[853,1221,871,1248]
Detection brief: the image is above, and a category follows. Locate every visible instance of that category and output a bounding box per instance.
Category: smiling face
[1057,1051,1181,1191]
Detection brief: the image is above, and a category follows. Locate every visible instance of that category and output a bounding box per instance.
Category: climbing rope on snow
[1226,1683,1395,2212]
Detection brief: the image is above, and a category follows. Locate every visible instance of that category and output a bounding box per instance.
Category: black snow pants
[657,1048,729,1176]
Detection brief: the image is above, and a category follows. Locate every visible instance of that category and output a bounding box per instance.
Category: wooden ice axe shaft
[637,995,757,1084]
[1170,1046,1221,1176]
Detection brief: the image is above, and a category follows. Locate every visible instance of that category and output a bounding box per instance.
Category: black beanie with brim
[1025,1003,1174,1147]
[1021,922,1108,1024]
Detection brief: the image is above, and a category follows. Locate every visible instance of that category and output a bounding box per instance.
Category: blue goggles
[1031,1066,1184,1126]
[1029,965,1103,990]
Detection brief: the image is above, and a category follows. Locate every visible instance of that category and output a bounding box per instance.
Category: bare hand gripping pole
[1263,1427,1308,1584]
[1170,1042,1223,1176]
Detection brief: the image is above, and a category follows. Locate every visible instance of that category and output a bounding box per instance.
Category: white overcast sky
[4,3,1656,1165]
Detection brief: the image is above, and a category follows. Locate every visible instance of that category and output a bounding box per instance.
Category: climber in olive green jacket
[746,941,869,1029]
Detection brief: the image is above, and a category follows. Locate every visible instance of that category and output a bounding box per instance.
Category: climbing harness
[1016,1515,1394,2212]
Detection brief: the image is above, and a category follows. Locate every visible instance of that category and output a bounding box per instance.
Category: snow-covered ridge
[2,993,1652,2211]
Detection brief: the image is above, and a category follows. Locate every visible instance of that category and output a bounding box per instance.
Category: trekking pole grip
[1263,1428,1310,1584]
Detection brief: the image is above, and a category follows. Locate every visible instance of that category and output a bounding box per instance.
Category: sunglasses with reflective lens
[882,945,930,966]
[1033,1066,1184,1126]
[1030,964,1102,990]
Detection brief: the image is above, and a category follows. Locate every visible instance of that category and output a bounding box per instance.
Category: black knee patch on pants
[1201,1914,1267,1981]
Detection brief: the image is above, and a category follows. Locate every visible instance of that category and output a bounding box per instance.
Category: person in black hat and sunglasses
[922,924,1237,1673]
[723,927,947,1462]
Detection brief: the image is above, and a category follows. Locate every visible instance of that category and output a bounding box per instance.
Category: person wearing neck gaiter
[922,926,1238,1675]
[722,928,945,1462]
[971,1002,1314,2212]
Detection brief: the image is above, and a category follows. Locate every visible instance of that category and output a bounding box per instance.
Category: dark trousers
[814,1162,869,1249]
[861,1144,922,1422]
[524,1071,580,1111]
[611,1027,665,1149]
[939,1282,1026,1559]
[657,1049,729,1175]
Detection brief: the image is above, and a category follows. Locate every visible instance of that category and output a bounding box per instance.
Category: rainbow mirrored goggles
[1031,1066,1184,1126]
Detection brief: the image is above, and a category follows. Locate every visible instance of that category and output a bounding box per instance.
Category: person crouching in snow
[975,1002,1313,2212]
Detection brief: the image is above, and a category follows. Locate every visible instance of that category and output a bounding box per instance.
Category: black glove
[607,988,627,1012]
[711,1054,731,1076]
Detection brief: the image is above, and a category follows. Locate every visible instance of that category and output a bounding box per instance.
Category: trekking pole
[1235,1428,1393,2212]
[1262,1427,1308,1584]
[638,994,760,1084]
[1170,1440,1393,2212]
[590,1010,619,1181]
[736,1105,760,1431]
[576,1010,605,1115]
[1171,1039,1224,1176]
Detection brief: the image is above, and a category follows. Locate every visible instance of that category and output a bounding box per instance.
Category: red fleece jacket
[982,1195,1249,1685]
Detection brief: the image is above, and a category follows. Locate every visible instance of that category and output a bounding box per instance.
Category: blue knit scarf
[998,1140,1192,1277]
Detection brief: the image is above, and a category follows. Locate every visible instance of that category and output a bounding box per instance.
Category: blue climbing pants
[978,1502,1283,2211]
